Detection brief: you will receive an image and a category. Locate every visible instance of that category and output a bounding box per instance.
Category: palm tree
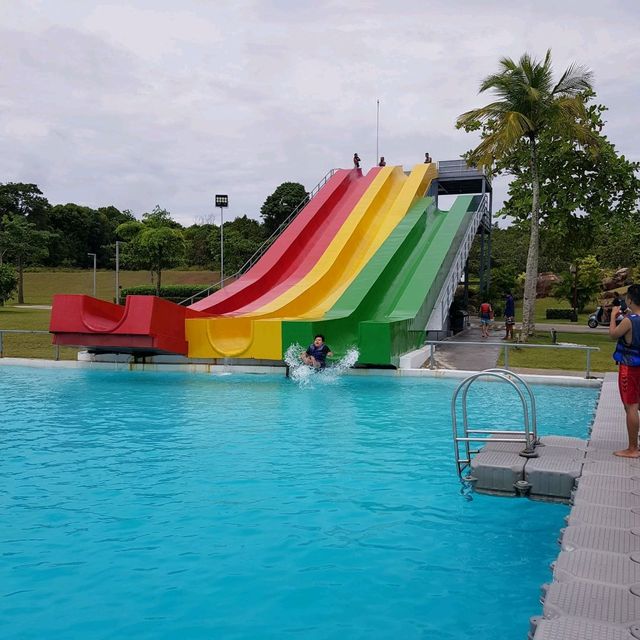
[457,50,597,338]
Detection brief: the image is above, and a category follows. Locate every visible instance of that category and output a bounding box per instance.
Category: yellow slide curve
[186,163,437,359]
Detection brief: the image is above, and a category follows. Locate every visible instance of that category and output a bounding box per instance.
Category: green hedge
[546,308,578,321]
[121,284,215,303]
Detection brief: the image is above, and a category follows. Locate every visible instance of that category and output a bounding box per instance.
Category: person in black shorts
[301,334,333,369]
[353,153,361,169]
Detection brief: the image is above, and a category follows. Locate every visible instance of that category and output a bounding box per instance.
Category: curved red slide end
[50,294,193,355]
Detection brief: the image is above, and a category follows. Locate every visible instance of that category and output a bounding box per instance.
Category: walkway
[430,321,606,378]
[532,373,640,639]
[432,323,502,371]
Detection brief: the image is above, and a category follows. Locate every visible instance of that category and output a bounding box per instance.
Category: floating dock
[530,373,640,639]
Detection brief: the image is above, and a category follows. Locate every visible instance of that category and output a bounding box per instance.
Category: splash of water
[284,343,359,387]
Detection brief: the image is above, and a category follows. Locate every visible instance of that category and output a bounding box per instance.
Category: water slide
[189,168,379,315]
[280,195,479,365]
[50,168,379,354]
[185,163,437,359]
[51,161,483,367]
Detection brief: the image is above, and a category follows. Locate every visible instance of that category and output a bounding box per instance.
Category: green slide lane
[282,194,479,365]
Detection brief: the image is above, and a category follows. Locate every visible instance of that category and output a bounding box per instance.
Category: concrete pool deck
[531,372,640,639]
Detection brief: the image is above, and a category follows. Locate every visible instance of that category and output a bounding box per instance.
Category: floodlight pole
[376,99,380,163]
[215,195,229,288]
[87,253,97,297]
[220,206,224,287]
[115,241,122,304]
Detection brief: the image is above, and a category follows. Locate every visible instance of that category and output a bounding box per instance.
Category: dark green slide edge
[281,195,479,366]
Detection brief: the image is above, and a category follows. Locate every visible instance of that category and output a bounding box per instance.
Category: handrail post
[430,344,435,370]
[586,348,591,379]
[0,330,3,358]
[504,344,509,370]
[55,344,60,361]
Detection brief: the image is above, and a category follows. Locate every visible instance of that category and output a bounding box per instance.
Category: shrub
[120,284,215,304]
[546,308,578,321]
[0,264,18,305]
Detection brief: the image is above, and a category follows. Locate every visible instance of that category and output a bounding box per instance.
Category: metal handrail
[482,368,538,437]
[0,329,60,360]
[179,167,339,305]
[425,340,600,379]
[452,369,538,478]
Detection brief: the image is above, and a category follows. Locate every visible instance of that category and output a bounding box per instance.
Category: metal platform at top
[436,159,492,195]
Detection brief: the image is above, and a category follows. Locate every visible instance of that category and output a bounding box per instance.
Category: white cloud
[0,0,638,225]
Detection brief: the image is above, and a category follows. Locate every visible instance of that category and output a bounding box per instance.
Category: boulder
[537,272,560,298]
[602,268,631,291]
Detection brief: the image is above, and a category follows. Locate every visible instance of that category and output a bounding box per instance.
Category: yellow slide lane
[187,163,436,359]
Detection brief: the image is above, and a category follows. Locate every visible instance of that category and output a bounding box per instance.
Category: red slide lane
[189,168,380,316]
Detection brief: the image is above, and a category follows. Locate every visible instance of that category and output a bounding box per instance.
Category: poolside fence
[0,330,63,360]
[424,340,600,378]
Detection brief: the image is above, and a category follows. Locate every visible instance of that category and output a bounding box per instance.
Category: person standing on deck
[479,301,493,339]
[610,284,640,458]
[503,292,515,340]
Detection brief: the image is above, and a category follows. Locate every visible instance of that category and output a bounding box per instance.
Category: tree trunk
[156,249,162,296]
[521,138,541,340]
[17,255,24,304]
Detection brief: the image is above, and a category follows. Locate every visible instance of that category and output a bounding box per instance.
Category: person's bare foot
[614,448,640,458]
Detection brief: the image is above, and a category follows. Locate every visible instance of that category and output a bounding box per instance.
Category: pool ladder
[452,368,539,479]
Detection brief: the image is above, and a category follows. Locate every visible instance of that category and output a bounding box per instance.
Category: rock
[603,268,630,291]
[537,272,560,298]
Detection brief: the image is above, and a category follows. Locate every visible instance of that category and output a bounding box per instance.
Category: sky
[1,0,639,226]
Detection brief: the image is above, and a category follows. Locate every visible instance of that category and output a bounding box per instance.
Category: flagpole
[376,99,380,163]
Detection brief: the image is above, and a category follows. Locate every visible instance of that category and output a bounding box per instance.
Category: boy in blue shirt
[301,334,333,369]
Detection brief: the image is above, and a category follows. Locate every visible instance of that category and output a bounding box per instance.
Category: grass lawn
[0,273,608,362]
[0,307,78,360]
[0,269,217,359]
[523,297,592,325]
[497,331,616,372]
[11,269,219,305]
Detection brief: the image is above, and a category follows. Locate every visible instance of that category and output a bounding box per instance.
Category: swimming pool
[1,367,599,639]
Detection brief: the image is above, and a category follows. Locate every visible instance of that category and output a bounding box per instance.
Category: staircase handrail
[179,167,339,306]
[451,368,538,477]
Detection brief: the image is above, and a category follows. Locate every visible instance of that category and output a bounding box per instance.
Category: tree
[0,215,51,303]
[552,255,602,313]
[142,205,183,229]
[47,203,98,267]
[498,97,640,267]
[184,223,217,269]
[591,209,640,269]
[457,50,598,339]
[0,183,50,229]
[0,264,17,305]
[260,182,308,235]
[208,215,265,274]
[116,208,185,295]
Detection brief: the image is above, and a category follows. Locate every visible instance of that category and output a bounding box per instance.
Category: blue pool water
[1,367,599,639]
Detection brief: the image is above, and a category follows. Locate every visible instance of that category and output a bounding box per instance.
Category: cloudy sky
[2,0,639,226]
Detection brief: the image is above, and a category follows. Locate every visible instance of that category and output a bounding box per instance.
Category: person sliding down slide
[301,335,333,369]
